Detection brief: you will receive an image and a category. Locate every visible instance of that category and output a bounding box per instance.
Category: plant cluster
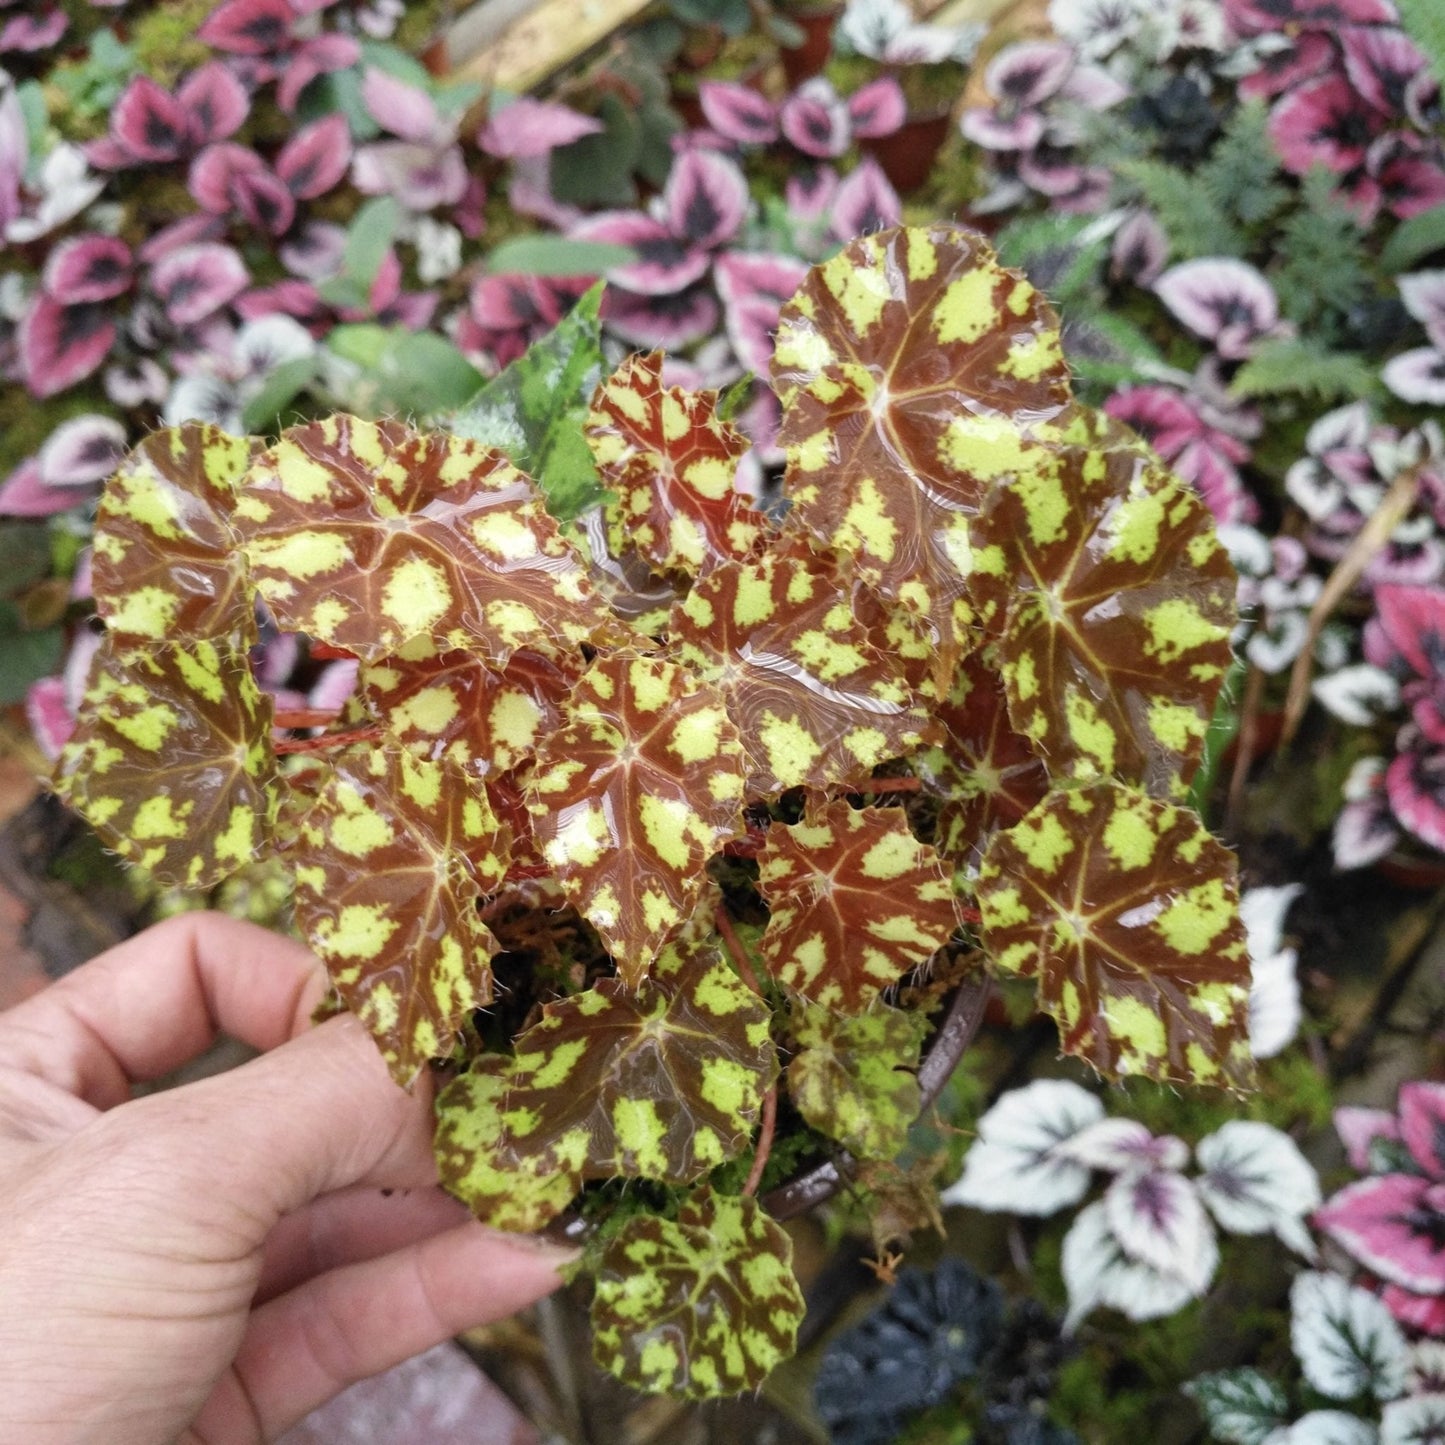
[52,223,1249,1398]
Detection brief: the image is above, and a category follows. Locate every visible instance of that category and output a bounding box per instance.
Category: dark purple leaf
[197,0,294,54]
[41,235,134,304]
[19,296,116,398]
[138,213,225,264]
[176,61,250,146]
[275,114,352,198]
[698,80,780,145]
[149,243,250,326]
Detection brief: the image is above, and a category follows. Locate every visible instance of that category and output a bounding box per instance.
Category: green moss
[130,0,215,84]
[0,390,116,479]
[392,0,451,56]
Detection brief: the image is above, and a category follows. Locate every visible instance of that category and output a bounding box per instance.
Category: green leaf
[303,68,376,140]
[788,999,928,1159]
[0,521,56,594]
[485,235,638,277]
[0,606,61,705]
[325,328,482,418]
[1186,655,1246,817]
[1382,203,1445,273]
[240,356,318,434]
[1274,170,1373,333]
[324,195,401,303]
[1397,0,1445,88]
[1230,339,1380,403]
[1117,159,1246,259]
[549,94,641,208]
[449,285,610,523]
[591,1190,805,1399]
[1198,100,1290,230]
[1184,1369,1289,1445]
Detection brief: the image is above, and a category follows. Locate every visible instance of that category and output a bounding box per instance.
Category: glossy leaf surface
[526,652,747,985]
[591,1190,804,1399]
[361,640,580,776]
[978,783,1252,1087]
[672,535,935,794]
[289,746,506,1085]
[435,950,774,1229]
[788,998,927,1159]
[969,446,1237,797]
[56,638,276,889]
[236,415,611,663]
[92,423,259,644]
[772,225,1071,666]
[588,351,762,575]
[757,800,959,1011]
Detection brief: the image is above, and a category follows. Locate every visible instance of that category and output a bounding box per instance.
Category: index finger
[0,912,327,1109]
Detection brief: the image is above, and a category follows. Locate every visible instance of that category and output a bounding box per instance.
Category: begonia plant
[50,223,1252,1398]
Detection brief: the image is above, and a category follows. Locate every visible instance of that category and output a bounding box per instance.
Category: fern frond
[1396,0,1445,87]
[1230,339,1381,403]
[1272,170,1373,336]
[1117,159,1246,258]
[1199,100,1289,230]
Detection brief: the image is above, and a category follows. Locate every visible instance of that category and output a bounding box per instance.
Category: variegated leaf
[92,423,260,644]
[671,535,936,794]
[772,224,1071,672]
[788,998,928,1159]
[977,782,1253,1088]
[968,445,1237,797]
[236,415,613,663]
[757,799,960,1011]
[361,638,581,776]
[55,636,276,889]
[525,652,748,985]
[588,351,763,575]
[591,1190,804,1399]
[289,746,507,1085]
[434,949,774,1231]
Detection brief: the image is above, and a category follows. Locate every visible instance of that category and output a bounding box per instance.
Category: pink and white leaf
[42,235,133,304]
[1270,74,1382,175]
[846,75,907,138]
[1399,271,1445,349]
[698,81,780,145]
[104,358,169,409]
[939,1078,1103,1217]
[176,61,250,146]
[1316,1174,1445,1292]
[1398,1082,1445,1178]
[111,75,191,163]
[960,106,1047,152]
[477,97,604,157]
[983,40,1075,108]
[1061,1199,1204,1331]
[713,250,810,310]
[1155,258,1279,358]
[1340,25,1427,119]
[351,139,467,212]
[1384,347,1445,405]
[601,285,720,350]
[280,221,348,280]
[1111,210,1169,285]
[780,80,851,158]
[785,166,839,221]
[1335,1105,1403,1173]
[188,143,269,214]
[276,114,352,198]
[1058,1118,1190,1175]
[1103,1169,1217,1290]
[829,157,901,241]
[0,459,88,517]
[1313,664,1400,726]
[1290,1271,1408,1402]
[360,67,441,143]
[663,148,748,250]
[26,678,74,760]
[1386,747,1445,854]
[18,297,116,398]
[37,414,127,487]
[1382,1284,1445,1336]
[0,8,67,53]
[149,243,250,327]
[570,212,710,296]
[1368,585,1445,680]
[1194,1120,1320,1257]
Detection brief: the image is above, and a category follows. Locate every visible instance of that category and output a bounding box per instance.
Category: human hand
[0,912,569,1445]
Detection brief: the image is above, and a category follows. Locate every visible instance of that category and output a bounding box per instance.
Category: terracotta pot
[862,108,953,194]
[779,3,841,86]
[1372,848,1445,891]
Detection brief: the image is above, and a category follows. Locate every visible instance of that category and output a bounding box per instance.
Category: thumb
[126,1012,443,1232]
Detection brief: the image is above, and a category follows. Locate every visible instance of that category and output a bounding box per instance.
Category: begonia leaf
[940,1078,1103,1216]
[288,745,507,1085]
[588,352,762,576]
[450,284,609,525]
[968,445,1237,797]
[771,224,1071,670]
[915,650,1050,863]
[435,949,774,1230]
[360,639,581,776]
[1194,1120,1320,1258]
[1291,1271,1407,1402]
[977,782,1253,1087]
[671,535,936,794]
[92,423,259,645]
[55,637,276,889]
[525,652,748,985]
[788,998,927,1159]
[591,1189,804,1399]
[756,799,960,1011]
[1399,1081,1445,1177]
[1103,1169,1216,1291]
[1314,1175,1445,1294]
[1185,1369,1290,1445]
[235,415,612,663]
